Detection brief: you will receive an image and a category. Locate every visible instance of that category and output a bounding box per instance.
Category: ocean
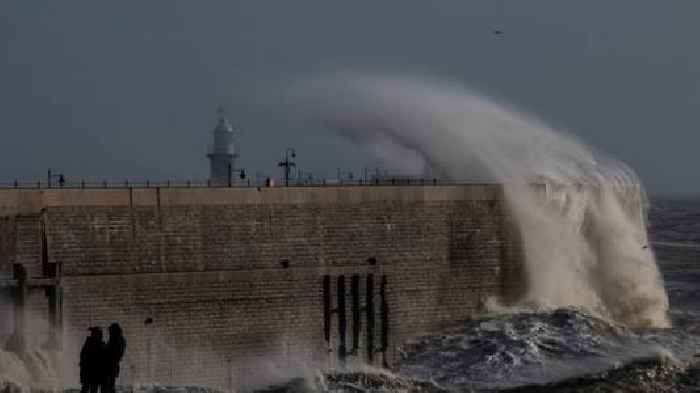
[374,197,700,392]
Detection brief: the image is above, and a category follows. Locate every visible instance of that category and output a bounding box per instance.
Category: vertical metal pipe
[366,274,374,363]
[56,284,63,350]
[337,275,347,364]
[380,275,389,368]
[323,275,331,344]
[351,275,360,355]
[11,264,27,352]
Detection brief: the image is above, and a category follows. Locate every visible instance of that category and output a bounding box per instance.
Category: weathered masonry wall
[0,186,523,389]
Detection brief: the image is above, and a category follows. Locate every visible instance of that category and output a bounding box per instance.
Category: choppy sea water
[385,197,700,392]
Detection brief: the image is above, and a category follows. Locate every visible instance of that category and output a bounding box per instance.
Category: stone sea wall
[0,186,523,389]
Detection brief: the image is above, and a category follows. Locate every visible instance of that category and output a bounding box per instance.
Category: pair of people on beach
[80,323,126,393]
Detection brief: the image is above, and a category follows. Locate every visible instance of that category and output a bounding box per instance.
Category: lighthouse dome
[211,109,236,155]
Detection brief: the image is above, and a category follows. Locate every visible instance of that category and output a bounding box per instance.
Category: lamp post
[47,169,65,188]
[227,164,246,187]
[277,148,296,187]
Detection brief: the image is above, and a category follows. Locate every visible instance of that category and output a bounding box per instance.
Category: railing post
[103,180,107,188]
[146,180,150,188]
[14,180,17,188]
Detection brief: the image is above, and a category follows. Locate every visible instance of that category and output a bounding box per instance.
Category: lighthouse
[207,108,239,185]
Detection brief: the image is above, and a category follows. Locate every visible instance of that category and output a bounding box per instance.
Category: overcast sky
[1,1,698,195]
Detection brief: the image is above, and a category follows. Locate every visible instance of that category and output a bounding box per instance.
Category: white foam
[298,71,670,328]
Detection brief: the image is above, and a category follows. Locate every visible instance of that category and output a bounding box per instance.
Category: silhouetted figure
[102,323,126,393]
[80,327,105,393]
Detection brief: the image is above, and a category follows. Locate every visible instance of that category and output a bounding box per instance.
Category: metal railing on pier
[0,178,498,190]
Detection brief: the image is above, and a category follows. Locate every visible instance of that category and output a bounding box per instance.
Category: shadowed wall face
[0,186,522,389]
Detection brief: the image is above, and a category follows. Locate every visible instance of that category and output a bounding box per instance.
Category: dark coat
[105,334,126,377]
[79,336,105,384]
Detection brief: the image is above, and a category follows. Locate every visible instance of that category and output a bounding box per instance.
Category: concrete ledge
[0,185,503,213]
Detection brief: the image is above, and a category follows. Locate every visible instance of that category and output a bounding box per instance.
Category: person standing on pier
[80,327,105,393]
[102,323,127,393]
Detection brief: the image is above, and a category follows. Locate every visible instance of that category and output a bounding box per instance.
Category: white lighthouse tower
[207,107,239,185]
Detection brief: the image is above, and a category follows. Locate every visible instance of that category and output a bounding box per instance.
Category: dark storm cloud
[1,1,698,194]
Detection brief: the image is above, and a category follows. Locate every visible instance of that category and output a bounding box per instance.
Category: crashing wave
[296,72,670,328]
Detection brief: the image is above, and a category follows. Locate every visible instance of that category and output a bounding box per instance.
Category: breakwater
[0,185,522,389]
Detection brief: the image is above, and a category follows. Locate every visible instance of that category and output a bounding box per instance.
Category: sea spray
[0,348,62,389]
[297,72,669,328]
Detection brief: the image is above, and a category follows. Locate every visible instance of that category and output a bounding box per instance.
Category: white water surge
[298,72,669,328]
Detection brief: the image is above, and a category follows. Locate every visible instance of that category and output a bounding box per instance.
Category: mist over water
[300,72,670,328]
